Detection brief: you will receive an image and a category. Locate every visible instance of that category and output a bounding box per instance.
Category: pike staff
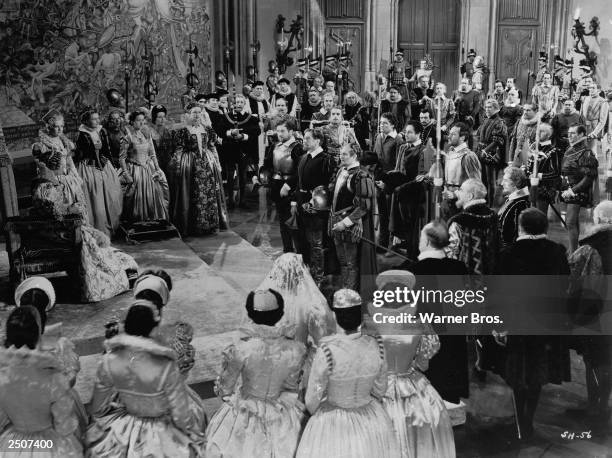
[433,96,444,220]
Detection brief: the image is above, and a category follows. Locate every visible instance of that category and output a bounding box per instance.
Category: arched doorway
[398,0,461,93]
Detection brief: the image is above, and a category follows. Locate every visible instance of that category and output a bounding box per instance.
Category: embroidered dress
[296,332,400,458]
[123,128,170,223]
[205,324,306,458]
[86,335,205,457]
[169,126,229,235]
[74,125,123,236]
[0,347,83,457]
[33,129,90,224]
[31,178,137,303]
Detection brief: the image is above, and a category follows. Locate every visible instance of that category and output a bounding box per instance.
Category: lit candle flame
[574,7,581,20]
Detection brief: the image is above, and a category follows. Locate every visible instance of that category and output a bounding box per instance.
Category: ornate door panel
[496,27,538,92]
[398,0,460,93]
[496,0,544,99]
[324,24,363,93]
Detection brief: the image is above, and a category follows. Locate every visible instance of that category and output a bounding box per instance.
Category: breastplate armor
[273,145,295,175]
[445,152,468,186]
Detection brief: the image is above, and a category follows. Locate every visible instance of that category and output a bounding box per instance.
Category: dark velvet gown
[168,126,229,236]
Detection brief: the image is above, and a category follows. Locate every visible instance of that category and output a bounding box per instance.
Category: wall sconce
[274,14,303,74]
[571,10,600,73]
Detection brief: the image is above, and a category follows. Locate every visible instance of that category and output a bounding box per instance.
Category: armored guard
[260,118,304,253]
[293,128,338,286]
[388,49,411,100]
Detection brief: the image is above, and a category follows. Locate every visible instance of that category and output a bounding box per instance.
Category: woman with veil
[256,253,336,387]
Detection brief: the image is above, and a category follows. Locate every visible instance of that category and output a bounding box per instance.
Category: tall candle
[574,7,581,20]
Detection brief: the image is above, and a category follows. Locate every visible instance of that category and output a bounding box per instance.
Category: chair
[4,214,83,289]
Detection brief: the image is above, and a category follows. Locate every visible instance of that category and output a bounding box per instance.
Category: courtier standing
[293,128,337,286]
[380,86,412,131]
[259,118,304,253]
[223,93,261,209]
[476,99,507,206]
[527,123,564,214]
[560,124,599,253]
[374,112,404,250]
[407,222,470,405]
[454,78,481,129]
[447,179,498,275]
[329,143,378,297]
[441,123,482,219]
[551,99,584,151]
[498,166,530,249]
[493,208,571,439]
[386,121,431,259]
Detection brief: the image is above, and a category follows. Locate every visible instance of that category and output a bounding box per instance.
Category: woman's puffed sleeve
[54,337,80,387]
[282,343,307,393]
[50,372,79,436]
[305,345,331,414]
[415,332,440,372]
[89,357,117,417]
[214,344,245,399]
[162,360,201,432]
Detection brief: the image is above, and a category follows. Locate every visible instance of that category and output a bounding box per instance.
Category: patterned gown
[169,126,229,235]
[123,128,170,223]
[0,347,83,457]
[205,324,307,458]
[31,176,138,303]
[33,129,90,224]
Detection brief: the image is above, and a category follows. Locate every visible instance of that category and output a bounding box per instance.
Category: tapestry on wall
[0,0,212,125]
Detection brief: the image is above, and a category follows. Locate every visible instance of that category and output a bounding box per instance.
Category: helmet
[106,88,123,106]
[311,185,329,211]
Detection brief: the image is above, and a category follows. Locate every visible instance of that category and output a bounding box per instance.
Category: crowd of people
[1,49,612,457]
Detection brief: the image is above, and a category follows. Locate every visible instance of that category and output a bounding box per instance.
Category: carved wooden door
[398,0,461,93]
[496,27,538,94]
[324,25,364,94]
[322,0,365,94]
[495,0,544,99]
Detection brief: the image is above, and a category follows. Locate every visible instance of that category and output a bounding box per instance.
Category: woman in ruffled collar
[73,108,123,236]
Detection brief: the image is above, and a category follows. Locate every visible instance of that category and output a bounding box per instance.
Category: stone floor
[1,183,611,456]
